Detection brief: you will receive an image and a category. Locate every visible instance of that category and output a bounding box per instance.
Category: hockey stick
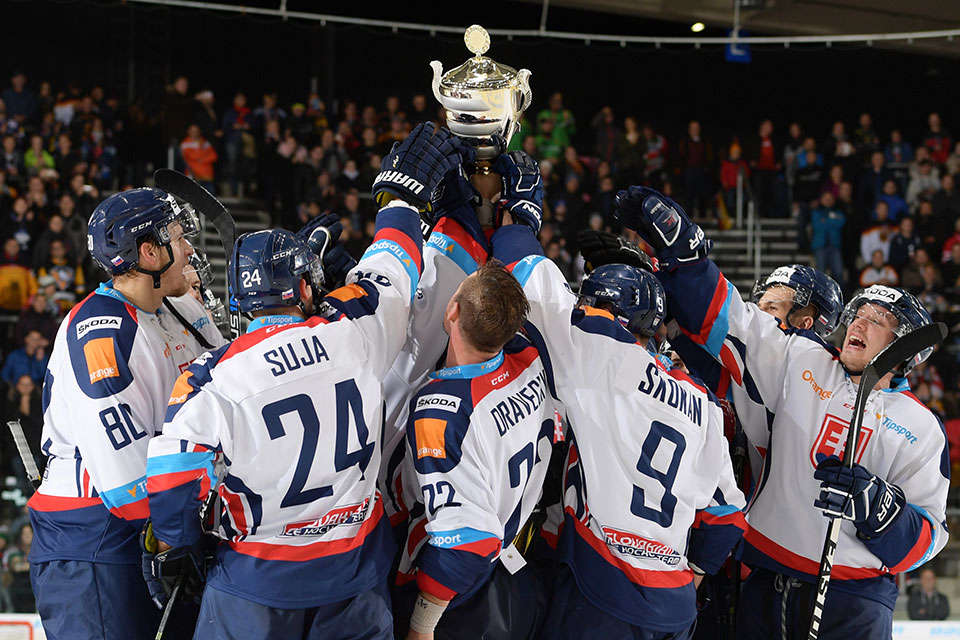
[153,169,241,340]
[154,483,220,640]
[806,321,947,640]
[6,420,40,490]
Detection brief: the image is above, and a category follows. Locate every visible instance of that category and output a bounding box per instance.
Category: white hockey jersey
[29,283,219,564]
[146,204,422,608]
[659,257,950,609]
[396,336,559,604]
[490,226,747,633]
[380,211,490,528]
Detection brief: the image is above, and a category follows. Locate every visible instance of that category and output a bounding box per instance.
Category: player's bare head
[757,285,816,331]
[840,302,898,372]
[448,260,530,355]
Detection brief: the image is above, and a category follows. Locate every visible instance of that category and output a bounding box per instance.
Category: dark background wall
[4,0,958,148]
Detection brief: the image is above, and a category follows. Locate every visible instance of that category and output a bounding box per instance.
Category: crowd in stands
[0,69,960,613]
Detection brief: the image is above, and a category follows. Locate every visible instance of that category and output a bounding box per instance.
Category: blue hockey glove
[140,520,206,608]
[429,165,479,222]
[298,213,357,288]
[814,455,906,539]
[493,151,543,233]
[373,122,475,210]
[613,186,711,271]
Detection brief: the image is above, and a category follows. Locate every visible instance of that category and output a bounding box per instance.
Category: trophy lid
[439,25,520,92]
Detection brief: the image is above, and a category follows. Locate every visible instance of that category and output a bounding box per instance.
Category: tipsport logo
[279,497,371,537]
[602,527,681,566]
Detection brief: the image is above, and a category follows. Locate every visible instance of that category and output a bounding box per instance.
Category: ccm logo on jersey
[802,370,833,400]
[810,414,874,469]
[280,497,371,537]
[415,418,447,459]
[84,338,119,383]
[602,527,681,566]
[76,316,122,339]
[415,394,461,413]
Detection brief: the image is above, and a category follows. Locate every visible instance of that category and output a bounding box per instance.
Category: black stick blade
[866,322,947,382]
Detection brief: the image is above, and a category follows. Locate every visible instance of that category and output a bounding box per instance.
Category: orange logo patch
[84,337,119,384]
[415,418,447,459]
[327,283,367,302]
[581,305,614,321]
[168,371,195,406]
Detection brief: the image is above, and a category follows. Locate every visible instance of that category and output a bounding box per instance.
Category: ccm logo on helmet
[415,394,461,413]
[76,316,122,340]
[130,221,154,234]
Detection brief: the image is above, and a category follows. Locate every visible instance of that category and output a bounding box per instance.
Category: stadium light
[691,22,705,33]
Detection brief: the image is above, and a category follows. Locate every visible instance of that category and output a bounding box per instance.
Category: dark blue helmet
[751,264,843,337]
[840,285,934,373]
[229,229,324,314]
[578,263,666,337]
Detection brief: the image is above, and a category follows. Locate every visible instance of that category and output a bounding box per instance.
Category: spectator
[162,76,195,154]
[923,112,952,166]
[941,243,960,291]
[853,112,879,163]
[5,374,42,473]
[56,193,88,266]
[900,247,932,292]
[906,158,940,211]
[819,164,844,200]
[2,197,37,254]
[1,329,47,385]
[1,72,35,125]
[221,92,252,196]
[782,122,804,193]
[676,120,713,218]
[932,174,960,232]
[811,191,846,288]
[858,151,890,210]
[859,249,899,287]
[860,201,896,264]
[36,238,84,312]
[720,142,750,214]
[53,133,84,185]
[408,93,432,127]
[67,173,98,220]
[180,123,218,192]
[942,217,960,264]
[749,119,781,217]
[916,200,940,257]
[618,116,646,187]
[3,524,33,613]
[538,92,576,143]
[884,129,914,194]
[193,89,221,145]
[879,179,908,222]
[947,141,960,177]
[535,112,567,162]
[14,292,57,344]
[591,106,621,165]
[1,135,23,183]
[889,216,922,272]
[0,238,36,312]
[558,146,587,188]
[287,103,314,145]
[908,568,949,620]
[23,135,54,177]
[793,150,824,207]
[641,123,668,189]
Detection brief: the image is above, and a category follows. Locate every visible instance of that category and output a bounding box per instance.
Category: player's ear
[299,277,313,313]
[798,315,815,331]
[138,239,159,269]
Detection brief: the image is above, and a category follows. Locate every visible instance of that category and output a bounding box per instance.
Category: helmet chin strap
[134,244,176,289]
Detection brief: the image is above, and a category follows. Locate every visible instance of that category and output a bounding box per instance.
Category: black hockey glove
[577,229,653,272]
[140,520,206,608]
[614,186,711,271]
[814,455,906,540]
[373,122,475,211]
[298,213,357,288]
[493,151,543,233]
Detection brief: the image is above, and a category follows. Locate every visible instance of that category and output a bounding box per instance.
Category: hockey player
[183,249,229,333]
[145,124,471,639]
[489,215,747,639]
[395,259,557,640]
[616,185,949,639]
[28,187,201,639]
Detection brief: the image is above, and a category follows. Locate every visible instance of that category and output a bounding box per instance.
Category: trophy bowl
[431,25,532,166]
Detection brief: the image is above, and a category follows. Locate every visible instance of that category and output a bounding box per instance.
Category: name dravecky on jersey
[602,526,681,566]
[279,497,371,537]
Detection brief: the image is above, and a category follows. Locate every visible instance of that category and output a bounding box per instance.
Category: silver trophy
[431,25,532,172]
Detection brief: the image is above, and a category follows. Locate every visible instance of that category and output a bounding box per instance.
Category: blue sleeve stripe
[703,282,735,357]
[147,451,217,487]
[907,504,938,571]
[361,241,420,302]
[427,232,479,276]
[510,255,547,288]
[100,475,147,509]
[427,527,499,549]
[703,504,741,517]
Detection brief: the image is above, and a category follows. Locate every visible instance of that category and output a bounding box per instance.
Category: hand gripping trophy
[431,25,533,175]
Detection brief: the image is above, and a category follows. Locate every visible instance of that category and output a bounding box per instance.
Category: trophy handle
[517,69,533,112]
[430,61,445,104]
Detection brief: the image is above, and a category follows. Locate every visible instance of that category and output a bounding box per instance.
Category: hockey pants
[735,567,893,640]
[31,559,162,640]
[192,580,393,640]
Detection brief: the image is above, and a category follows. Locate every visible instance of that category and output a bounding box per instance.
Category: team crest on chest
[809,413,874,469]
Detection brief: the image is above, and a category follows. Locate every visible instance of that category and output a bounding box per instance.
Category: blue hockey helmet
[578,263,666,337]
[88,187,200,286]
[839,285,934,373]
[187,250,227,327]
[751,264,843,337]
[229,229,324,314]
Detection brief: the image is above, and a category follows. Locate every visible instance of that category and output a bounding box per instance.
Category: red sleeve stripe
[433,217,489,265]
[28,493,103,512]
[693,509,747,531]
[890,518,933,574]
[416,571,458,601]
[108,498,150,521]
[146,469,212,499]
[375,227,423,275]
